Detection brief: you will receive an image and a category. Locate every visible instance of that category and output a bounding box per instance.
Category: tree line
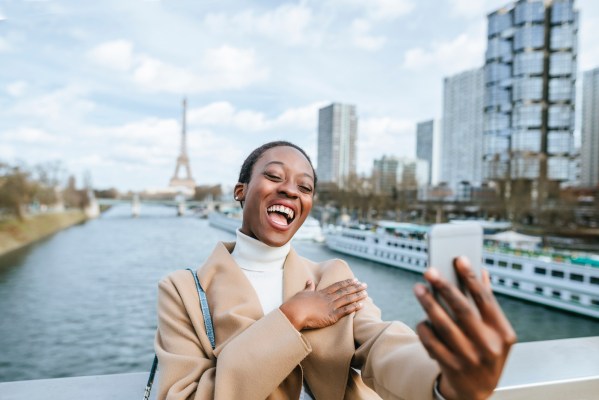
[0,161,89,221]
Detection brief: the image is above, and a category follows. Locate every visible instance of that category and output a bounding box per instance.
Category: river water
[0,205,597,383]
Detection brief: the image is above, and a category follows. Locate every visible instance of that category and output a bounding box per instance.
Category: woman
[155,141,516,400]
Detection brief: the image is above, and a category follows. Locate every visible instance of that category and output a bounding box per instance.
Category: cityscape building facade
[483,0,578,199]
[581,67,599,187]
[317,103,358,189]
[372,156,429,195]
[416,120,434,185]
[441,67,485,190]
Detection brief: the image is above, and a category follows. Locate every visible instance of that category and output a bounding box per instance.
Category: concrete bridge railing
[1,336,598,399]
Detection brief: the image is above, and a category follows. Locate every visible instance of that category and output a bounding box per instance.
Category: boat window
[485,258,495,265]
[498,278,505,285]
[551,290,561,298]
[591,299,599,307]
[570,295,580,303]
[534,267,546,275]
[512,281,520,288]
[569,273,584,282]
[535,286,544,294]
[551,270,564,278]
[512,263,523,270]
[591,277,599,285]
[498,260,508,268]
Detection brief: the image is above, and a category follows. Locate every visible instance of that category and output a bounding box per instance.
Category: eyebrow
[264,161,314,181]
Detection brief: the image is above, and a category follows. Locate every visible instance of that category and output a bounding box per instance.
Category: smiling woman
[154,141,516,400]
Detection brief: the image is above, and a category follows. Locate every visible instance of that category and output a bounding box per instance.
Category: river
[0,205,597,383]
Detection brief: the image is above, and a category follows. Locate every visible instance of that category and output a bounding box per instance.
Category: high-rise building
[372,156,399,195]
[483,0,578,199]
[317,103,358,188]
[581,67,599,187]
[441,67,484,190]
[416,120,434,185]
[372,156,428,195]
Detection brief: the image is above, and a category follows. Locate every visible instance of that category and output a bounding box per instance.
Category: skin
[234,145,516,398]
[233,146,367,331]
[414,257,517,400]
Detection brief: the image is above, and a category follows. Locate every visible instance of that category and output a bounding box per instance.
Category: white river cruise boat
[325,221,599,319]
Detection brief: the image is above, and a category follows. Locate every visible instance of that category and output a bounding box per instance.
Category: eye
[299,185,313,194]
[264,172,282,181]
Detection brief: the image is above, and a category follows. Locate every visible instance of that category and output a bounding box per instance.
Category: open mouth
[266,204,295,226]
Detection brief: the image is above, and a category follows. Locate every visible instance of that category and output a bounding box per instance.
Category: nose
[278,179,299,198]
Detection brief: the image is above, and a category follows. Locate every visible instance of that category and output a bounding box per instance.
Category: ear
[234,183,246,201]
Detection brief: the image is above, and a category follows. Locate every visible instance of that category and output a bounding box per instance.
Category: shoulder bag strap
[186,268,216,350]
[143,269,215,400]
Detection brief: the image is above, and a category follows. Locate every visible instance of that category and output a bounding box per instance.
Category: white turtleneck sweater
[231,230,314,400]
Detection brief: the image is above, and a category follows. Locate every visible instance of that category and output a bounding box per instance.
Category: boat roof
[376,221,429,233]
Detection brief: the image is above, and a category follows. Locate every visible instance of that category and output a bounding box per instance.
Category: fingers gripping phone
[427,223,483,319]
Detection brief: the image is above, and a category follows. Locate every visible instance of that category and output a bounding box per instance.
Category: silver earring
[234,196,239,201]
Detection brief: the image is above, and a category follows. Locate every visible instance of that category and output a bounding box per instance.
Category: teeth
[267,205,294,220]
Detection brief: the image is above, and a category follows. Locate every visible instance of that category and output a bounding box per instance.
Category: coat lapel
[196,243,353,399]
[196,242,265,356]
[284,250,354,400]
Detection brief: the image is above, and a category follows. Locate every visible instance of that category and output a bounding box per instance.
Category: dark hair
[237,141,318,188]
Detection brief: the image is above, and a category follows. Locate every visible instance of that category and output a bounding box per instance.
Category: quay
[1,336,597,399]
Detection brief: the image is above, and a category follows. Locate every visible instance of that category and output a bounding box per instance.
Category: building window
[535,267,547,275]
[550,53,574,76]
[590,277,599,285]
[551,270,565,278]
[514,51,544,75]
[512,263,523,271]
[515,25,545,50]
[569,273,584,282]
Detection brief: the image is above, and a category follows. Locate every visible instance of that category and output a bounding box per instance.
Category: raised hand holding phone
[413,224,517,400]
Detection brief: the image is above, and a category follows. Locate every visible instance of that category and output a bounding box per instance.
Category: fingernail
[414,284,425,296]
[352,278,358,283]
[361,282,368,288]
[363,291,368,297]
[427,267,439,279]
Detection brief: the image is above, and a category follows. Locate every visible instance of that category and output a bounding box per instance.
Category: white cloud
[350,19,386,51]
[88,40,269,93]
[2,127,66,145]
[331,0,414,21]
[357,117,415,173]
[448,0,510,19]
[6,81,28,97]
[8,85,95,124]
[204,4,316,46]
[188,101,326,133]
[87,39,134,71]
[402,31,485,75]
[0,36,10,52]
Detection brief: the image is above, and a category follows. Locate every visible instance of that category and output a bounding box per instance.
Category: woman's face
[236,146,315,247]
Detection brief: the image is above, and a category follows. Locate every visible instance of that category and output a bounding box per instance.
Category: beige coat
[155,242,440,400]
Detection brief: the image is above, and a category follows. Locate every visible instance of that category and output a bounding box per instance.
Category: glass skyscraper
[483,0,577,197]
[317,103,358,189]
[416,120,434,185]
[581,67,599,187]
[441,67,484,191]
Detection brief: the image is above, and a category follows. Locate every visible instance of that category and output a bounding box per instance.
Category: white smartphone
[427,223,483,318]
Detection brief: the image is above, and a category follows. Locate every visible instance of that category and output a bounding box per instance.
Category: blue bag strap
[144,269,216,400]
[186,268,216,350]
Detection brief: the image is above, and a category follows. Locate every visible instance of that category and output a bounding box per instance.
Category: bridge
[96,196,237,217]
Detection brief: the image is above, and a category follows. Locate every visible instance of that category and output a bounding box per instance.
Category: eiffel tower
[169,98,196,191]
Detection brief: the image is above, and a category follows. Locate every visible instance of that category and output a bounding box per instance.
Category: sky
[1,0,598,192]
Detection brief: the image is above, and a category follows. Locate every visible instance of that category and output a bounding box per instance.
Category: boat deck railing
[1,336,598,399]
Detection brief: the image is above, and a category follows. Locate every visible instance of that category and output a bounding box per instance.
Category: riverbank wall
[0,210,88,257]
